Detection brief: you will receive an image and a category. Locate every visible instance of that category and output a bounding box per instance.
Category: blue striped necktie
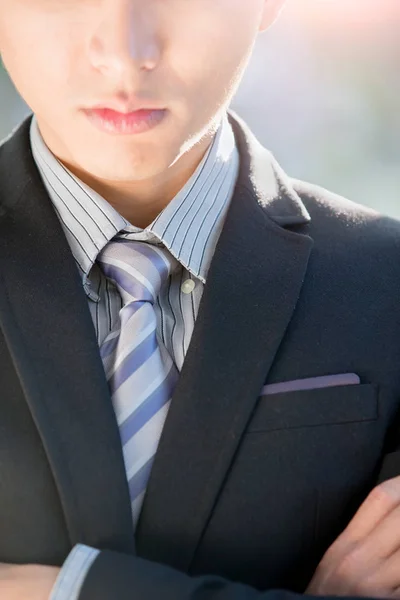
[97,238,179,527]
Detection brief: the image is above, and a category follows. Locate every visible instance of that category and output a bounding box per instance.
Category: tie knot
[97,238,178,304]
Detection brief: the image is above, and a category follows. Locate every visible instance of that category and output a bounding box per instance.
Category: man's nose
[88,0,162,78]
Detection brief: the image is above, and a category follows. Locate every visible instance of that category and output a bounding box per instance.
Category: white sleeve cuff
[49,544,100,600]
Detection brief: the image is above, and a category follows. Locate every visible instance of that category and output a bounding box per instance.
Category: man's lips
[82,107,167,135]
[87,98,166,113]
[89,107,158,118]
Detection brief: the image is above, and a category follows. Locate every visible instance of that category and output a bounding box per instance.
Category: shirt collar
[30,111,239,295]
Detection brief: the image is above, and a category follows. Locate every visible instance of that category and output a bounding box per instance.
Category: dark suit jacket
[1,111,400,600]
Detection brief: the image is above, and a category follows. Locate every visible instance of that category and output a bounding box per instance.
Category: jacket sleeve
[75,545,372,600]
[376,450,400,484]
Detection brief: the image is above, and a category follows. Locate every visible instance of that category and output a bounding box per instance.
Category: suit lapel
[0,118,135,554]
[135,112,314,570]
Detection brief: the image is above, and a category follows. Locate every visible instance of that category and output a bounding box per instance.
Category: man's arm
[48,544,315,600]
[55,471,400,600]
[0,547,340,600]
[5,473,400,600]
[79,548,299,600]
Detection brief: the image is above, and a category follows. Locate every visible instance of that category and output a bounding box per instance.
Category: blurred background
[1,0,399,216]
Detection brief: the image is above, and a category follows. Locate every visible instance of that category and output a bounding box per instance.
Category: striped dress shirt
[29,112,239,600]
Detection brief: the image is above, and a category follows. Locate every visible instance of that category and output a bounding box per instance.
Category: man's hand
[307,476,400,598]
[0,562,59,600]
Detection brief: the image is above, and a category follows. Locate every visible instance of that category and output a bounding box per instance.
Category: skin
[307,476,400,598]
[0,0,284,227]
[3,1,399,598]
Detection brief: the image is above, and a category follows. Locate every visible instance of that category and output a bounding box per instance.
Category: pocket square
[261,373,360,396]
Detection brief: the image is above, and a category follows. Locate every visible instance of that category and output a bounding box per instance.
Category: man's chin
[78,159,171,184]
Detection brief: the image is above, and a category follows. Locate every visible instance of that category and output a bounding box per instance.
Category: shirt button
[181,279,195,294]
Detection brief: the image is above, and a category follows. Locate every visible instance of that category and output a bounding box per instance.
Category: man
[1,1,400,599]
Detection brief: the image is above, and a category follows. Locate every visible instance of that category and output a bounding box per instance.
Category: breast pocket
[247,383,378,432]
[244,383,381,526]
